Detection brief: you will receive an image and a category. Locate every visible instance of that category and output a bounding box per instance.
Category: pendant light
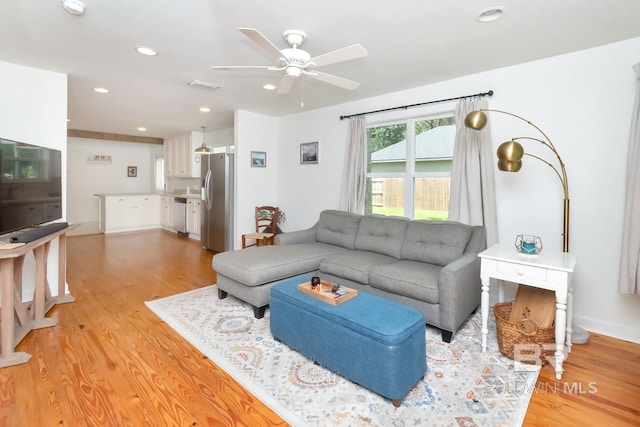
[194,126,212,154]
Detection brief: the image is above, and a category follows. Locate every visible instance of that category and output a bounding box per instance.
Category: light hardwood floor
[0,229,638,426]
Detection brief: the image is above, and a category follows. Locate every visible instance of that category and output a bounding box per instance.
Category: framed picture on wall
[251,151,266,167]
[127,166,137,177]
[300,141,318,164]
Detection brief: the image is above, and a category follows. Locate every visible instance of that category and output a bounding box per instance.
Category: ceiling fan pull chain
[300,75,304,108]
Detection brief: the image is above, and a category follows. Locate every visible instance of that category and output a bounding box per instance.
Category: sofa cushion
[369,260,442,304]
[400,221,472,266]
[213,243,348,286]
[320,250,397,285]
[354,216,408,258]
[316,210,362,249]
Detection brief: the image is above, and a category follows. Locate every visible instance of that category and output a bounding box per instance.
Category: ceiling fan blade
[308,44,368,68]
[238,27,284,61]
[277,76,295,94]
[306,71,360,90]
[210,65,282,71]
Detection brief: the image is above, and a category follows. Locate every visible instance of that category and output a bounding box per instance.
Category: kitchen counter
[169,193,201,199]
[95,192,200,198]
[95,192,162,197]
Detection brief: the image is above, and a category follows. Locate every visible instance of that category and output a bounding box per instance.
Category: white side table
[478,243,578,380]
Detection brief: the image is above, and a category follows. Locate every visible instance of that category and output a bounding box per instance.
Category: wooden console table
[0,224,77,368]
[479,243,577,380]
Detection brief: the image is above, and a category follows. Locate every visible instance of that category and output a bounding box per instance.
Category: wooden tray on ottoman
[297,280,358,305]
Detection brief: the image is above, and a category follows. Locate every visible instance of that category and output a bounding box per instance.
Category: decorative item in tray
[297,277,358,305]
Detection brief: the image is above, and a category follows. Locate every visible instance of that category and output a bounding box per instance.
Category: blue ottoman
[270,276,426,406]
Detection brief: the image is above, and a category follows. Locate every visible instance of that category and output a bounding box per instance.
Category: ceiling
[2,0,640,140]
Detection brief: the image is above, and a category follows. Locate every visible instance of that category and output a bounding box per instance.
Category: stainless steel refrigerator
[200,153,234,252]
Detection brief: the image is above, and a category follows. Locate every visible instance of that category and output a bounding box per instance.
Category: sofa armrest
[437,253,481,332]
[276,223,319,245]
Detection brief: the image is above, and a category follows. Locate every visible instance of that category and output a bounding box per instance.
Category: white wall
[256,37,640,343]
[0,60,67,298]
[234,110,278,248]
[67,138,163,233]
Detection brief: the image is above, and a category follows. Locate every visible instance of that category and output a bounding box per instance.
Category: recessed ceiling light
[476,6,505,23]
[200,107,211,112]
[135,46,158,56]
[93,87,109,94]
[263,84,277,90]
[61,0,86,16]
[137,127,147,132]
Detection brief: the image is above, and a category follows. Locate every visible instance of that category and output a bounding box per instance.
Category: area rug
[145,285,539,426]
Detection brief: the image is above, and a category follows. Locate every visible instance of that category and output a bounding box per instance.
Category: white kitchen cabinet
[103,194,161,233]
[136,195,161,227]
[160,195,174,230]
[164,132,203,178]
[186,198,201,238]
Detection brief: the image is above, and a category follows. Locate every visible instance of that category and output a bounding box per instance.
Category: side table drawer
[496,261,548,281]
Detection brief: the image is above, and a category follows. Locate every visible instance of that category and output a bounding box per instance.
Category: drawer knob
[517,269,525,276]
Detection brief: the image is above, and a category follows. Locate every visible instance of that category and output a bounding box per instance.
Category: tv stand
[0,223,78,368]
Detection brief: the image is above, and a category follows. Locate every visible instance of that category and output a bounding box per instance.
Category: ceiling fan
[211,28,368,94]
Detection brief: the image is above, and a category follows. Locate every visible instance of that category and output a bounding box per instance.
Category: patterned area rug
[145,285,539,426]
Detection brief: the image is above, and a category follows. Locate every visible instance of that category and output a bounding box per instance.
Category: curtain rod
[339,90,494,120]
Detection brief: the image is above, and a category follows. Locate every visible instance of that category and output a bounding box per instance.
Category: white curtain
[338,116,366,213]
[449,99,499,246]
[618,62,640,295]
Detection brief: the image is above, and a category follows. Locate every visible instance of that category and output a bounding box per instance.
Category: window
[365,115,455,220]
[154,156,165,192]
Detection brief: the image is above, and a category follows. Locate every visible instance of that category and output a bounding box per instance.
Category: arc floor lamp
[465,109,590,343]
[464,109,570,252]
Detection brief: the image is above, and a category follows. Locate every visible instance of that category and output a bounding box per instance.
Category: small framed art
[300,141,318,164]
[251,151,266,167]
[127,166,137,177]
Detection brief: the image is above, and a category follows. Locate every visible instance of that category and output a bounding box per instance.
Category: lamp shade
[497,158,522,172]
[496,140,524,162]
[195,144,212,154]
[464,111,488,130]
[195,125,212,154]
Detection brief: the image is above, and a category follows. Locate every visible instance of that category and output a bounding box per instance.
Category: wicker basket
[493,301,555,365]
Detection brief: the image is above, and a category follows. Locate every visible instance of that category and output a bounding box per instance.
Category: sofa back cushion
[355,215,409,258]
[316,210,362,249]
[400,221,472,266]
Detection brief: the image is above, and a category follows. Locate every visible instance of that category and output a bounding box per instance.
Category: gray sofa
[213,209,485,342]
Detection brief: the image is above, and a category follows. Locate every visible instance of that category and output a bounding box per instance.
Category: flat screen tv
[0,138,63,236]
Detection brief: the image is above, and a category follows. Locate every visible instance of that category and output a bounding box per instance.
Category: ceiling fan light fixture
[215,27,367,96]
[61,0,86,16]
[286,66,302,78]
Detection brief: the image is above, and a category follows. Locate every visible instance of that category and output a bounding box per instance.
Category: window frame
[365,110,455,219]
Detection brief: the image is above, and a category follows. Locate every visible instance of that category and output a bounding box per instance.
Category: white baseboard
[572,314,640,344]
